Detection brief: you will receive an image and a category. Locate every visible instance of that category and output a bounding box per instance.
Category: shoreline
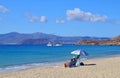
[0,55,120,78]
[0,61,65,73]
[0,54,120,73]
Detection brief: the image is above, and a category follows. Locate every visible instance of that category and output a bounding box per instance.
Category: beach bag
[64,62,69,68]
[80,62,84,66]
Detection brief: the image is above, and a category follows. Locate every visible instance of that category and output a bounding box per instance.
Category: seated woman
[69,58,77,67]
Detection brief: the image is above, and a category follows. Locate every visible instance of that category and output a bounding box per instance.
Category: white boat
[54,43,62,46]
[47,42,52,46]
[47,42,62,46]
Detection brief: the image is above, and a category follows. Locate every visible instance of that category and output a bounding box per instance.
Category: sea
[0,44,120,72]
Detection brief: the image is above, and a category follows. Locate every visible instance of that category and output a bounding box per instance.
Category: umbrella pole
[79,58,80,65]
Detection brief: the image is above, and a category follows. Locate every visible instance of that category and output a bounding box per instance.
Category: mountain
[0,32,110,44]
[0,32,58,44]
[19,39,50,44]
[77,35,120,45]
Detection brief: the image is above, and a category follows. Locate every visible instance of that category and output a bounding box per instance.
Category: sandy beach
[0,56,120,78]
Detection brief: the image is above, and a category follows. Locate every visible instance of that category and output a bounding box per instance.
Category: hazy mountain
[0,32,57,44]
[19,39,50,44]
[0,32,110,44]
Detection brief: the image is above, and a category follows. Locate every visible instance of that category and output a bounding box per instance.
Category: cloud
[0,5,9,13]
[56,18,65,23]
[40,16,47,22]
[107,20,120,25]
[114,22,120,24]
[24,13,47,23]
[66,8,108,22]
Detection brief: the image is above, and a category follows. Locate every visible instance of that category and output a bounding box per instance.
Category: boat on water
[47,42,62,46]
[47,42,52,46]
[54,43,62,46]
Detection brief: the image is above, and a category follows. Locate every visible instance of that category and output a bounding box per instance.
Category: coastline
[0,56,120,78]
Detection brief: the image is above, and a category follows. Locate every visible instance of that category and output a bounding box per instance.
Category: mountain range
[0,32,110,44]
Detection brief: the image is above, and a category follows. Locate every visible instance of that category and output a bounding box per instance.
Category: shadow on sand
[83,63,96,66]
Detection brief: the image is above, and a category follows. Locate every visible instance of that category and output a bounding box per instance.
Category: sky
[0,0,120,37]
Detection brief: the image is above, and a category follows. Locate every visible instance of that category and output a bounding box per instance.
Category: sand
[0,56,120,78]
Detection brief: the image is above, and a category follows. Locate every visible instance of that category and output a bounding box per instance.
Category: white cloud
[107,20,120,25]
[114,22,120,24]
[0,5,9,13]
[29,16,39,22]
[66,8,108,22]
[40,16,47,22]
[56,18,65,23]
[0,5,9,22]
[24,13,47,23]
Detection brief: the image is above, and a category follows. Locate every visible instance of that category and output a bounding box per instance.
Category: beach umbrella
[71,49,88,66]
[71,49,88,56]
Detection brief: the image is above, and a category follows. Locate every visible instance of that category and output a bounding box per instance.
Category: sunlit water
[0,44,120,72]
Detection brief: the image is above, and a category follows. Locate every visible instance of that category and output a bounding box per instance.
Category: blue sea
[0,44,120,72]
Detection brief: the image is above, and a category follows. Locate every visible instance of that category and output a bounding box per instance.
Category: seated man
[69,58,77,67]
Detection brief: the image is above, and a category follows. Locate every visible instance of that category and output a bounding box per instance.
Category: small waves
[0,62,64,73]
